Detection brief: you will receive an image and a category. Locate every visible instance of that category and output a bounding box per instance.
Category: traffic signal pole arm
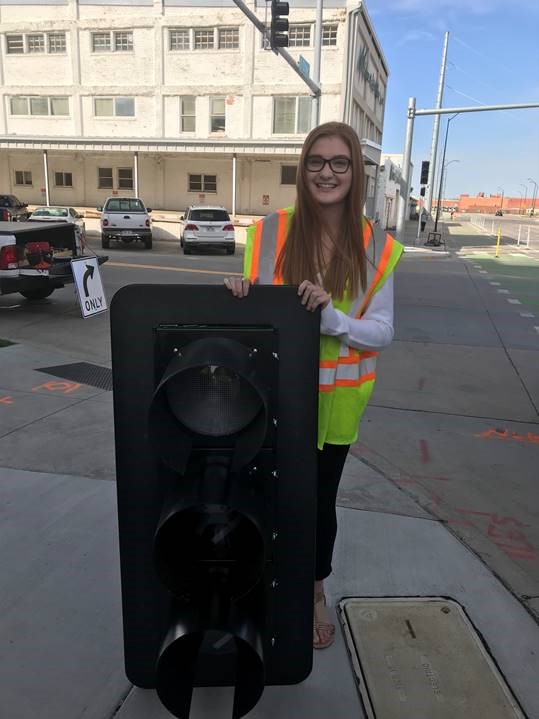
[231,0,321,98]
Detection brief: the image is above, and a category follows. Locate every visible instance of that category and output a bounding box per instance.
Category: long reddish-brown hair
[275,121,367,299]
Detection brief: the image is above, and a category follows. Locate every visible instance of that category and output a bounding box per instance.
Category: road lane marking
[507,298,521,304]
[106,261,242,277]
[520,312,535,318]
[497,289,510,294]
[489,281,501,285]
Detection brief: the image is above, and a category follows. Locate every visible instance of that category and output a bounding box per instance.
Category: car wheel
[20,288,54,301]
[101,234,110,249]
[145,238,153,250]
[226,246,235,255]
[183,245,192,255]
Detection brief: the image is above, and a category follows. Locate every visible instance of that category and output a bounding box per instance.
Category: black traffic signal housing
[420,160,430,186]
[270,0,289,49]
[111,284,320,719]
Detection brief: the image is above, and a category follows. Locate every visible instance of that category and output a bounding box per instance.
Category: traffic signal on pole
[420,160,430,186]
[111,284,319,719]
[270,0,289,49]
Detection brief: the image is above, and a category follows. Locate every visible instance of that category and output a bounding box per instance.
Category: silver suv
[180,205,235,255]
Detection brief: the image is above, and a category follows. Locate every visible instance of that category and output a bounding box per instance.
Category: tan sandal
[313,591,335,649]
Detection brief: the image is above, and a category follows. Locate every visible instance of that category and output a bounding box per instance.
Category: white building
[374,153,410,229]
[0,0,389,215]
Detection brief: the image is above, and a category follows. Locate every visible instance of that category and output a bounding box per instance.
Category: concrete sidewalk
[1,219,538,719]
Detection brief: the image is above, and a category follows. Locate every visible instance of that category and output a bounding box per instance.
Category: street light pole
[516,190,523,215]
[528,177,537,215]
[519,183,528,215]
[433,113,459,232]
[497,185,504,212]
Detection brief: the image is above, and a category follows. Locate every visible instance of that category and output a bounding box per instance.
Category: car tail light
[103,218,109,227]
[223,224,234,231]
[1,209,11,221]
[25,241,52,269]
[185,224,198,231]
[0,244,18,270]
[145,219,150,227]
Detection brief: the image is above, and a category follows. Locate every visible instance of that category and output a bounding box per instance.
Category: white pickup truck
[98,197,153,250]
[0,220,107,301]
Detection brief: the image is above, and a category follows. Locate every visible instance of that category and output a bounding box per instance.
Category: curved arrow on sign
[83,264,95,297]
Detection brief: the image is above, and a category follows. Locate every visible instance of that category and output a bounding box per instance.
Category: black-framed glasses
[305,155,352,174]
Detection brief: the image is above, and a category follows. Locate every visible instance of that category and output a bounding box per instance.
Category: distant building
[0,0,389,216]
[456,193,535,215]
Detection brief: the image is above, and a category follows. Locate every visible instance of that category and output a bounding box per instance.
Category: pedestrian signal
[270,0,289,49]
[111,284,319,718]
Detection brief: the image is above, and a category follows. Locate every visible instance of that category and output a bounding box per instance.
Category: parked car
[0,194,30,222]
[98,197,152,249]
[180,205,235,255]
[495,210,503,217]
[28,206,86,251]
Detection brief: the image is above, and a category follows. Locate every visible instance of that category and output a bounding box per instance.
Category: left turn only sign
[71,257,107,318]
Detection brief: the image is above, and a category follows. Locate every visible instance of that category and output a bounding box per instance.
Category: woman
[225,121,403,649]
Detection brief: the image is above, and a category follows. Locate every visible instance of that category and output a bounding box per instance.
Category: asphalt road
[0,237,244,364]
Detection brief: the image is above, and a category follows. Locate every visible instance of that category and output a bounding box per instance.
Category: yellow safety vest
[244,207,403,448]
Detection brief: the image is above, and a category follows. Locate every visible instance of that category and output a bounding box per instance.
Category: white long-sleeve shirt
[319,274,394,351]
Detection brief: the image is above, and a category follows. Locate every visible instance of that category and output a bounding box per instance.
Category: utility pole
[310,0,323,127]
[425,32,449,217]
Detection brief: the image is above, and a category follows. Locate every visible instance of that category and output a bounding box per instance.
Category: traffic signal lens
[154,506,265,598]
[165,365,263,437]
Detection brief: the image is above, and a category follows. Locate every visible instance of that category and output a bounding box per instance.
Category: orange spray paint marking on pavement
[0,396,14,405]
[475,428,539,444]
[419,439,430,463]
[456,509,536,561]
[32,380,81,394]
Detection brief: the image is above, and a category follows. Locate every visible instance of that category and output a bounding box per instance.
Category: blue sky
[366,0,539,202]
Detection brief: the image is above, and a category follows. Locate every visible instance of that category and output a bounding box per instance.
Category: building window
[118,168,134,190]
[322,24,338,46]
[289,24,311,48]
[6,35,24,54]
[169,28,190,50]
[15,171,32,186]
[189,174,217,193]
[218,27,239,49]
[50,97,69,116]
[48,33,67,53]
[10,97,29,115]
[114,31,133,52]
[194,29,214,50]
[210,97,225,133]
[273,96,311,134]
[94,97,135,117]
[91,32,111,52]
[55,172,73,187]
[281,166,297,185]
[98,167,113,189]
[180,96,196,132]
[27,34,45,53]
[9,95,68,116]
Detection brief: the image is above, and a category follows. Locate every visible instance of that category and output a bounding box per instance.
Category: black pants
[316,443,350,581]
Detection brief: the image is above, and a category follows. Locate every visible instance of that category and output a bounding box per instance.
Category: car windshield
[1,196,19,207]
[33,208,68,217]
[189,209,230,222]
[105,199,145,212]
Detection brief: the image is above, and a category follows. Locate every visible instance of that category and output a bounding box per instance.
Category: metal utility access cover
[338,597,525,719]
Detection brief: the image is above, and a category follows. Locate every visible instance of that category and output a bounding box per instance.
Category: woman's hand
[298,280,331,312]
[223,276,251,297]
